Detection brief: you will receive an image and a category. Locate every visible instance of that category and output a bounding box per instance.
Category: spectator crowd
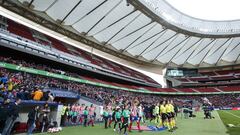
[0,55,240,135]
[1,67,240,108]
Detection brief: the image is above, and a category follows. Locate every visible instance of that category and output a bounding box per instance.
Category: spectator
[48,93,54,102]
[7,79,14,91]
[0,56,240,108]
[0,98,11,133]
[32,87,43,101]
[42,91,50,101]
[16,89,25,100]
[0,74,8,85]
[25,90,32,100]
[2,98,21,135]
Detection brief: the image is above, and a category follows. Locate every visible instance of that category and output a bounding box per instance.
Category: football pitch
[35,110,240,135]
[218,110,240,135]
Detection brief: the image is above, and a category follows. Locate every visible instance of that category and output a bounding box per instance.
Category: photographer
[202,98,215,119]
[202,103,214,119]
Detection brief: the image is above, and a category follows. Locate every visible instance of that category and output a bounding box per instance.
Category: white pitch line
[223,110,240,119]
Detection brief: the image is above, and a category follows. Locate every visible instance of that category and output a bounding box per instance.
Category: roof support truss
[158,36,190,58]
[152,33,179,61]
[122,23,157,51]
[128,28,166,50]
[143,32,178,55]
[182,39,204,65]
[171,38,202,62]
[2,0,240,68]
[72,0,108,25]
[0,0,152,66]
[137,29,167,56]
[167,36,191,64]
[215,38,233,65]
[86,0,123,34]
[190,39,216,62]
[112,21,153,44]
[61,0,83,24]
[105,13,141,44]
[28,0,34,7]
[93,9,137,36]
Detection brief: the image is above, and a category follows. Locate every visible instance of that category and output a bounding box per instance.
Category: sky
[166,0,240,21]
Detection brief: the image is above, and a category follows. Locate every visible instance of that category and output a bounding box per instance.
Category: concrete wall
[15,96,103,127]
[17,105,60,125]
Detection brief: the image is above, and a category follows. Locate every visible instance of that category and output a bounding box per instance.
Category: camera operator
[202,103,214,119]
[202,97,215,119]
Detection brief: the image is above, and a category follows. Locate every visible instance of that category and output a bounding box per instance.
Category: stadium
[0,0,240,135]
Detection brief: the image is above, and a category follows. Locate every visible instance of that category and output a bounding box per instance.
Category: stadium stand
[1,66,240,107]
[0,13,240,135]
[1,1,240,135]
[174,70,240,88]
[4,19,158,85]
[1,55,240,94]
[177,88,197,93]
[7,19,35,41]
[219,86,240,92]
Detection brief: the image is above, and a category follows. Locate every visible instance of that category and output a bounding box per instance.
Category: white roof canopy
[5,0,240,68]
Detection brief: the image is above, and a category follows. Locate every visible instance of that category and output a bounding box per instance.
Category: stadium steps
[190,88,201,93]
[214,87,223,92]
[172,88,181,92]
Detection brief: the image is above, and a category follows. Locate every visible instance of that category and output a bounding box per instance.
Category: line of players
[152,100,177,132]
[102,102,143,135]
[102,100,177,135]
[61,104,96,127]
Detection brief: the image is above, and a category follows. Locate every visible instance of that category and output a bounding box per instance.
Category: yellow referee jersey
[170,104,174,113]
[160,105,166,114]
[166,104,172,113]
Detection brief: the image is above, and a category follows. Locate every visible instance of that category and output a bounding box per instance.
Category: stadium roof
[166,0,240,21]
[2,0,240,68]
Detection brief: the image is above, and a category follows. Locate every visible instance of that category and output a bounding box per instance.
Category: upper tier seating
[196,87,220,92]
[5,19,158,85]
[177,88,196,93]
[47,36,71,54]
[175,69,240,87]
[219,86,240,92]
[7,20,35,41]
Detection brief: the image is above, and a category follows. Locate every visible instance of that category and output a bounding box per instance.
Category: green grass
[35,123,166,135]
[218,110,240,135]
[35,111,228,135]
